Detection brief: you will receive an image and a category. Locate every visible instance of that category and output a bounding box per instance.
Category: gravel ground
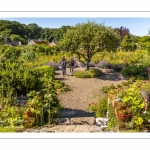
[55,66,129,114]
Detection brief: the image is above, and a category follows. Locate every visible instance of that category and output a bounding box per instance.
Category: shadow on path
[96,69,129,81]
[59,108,94,118]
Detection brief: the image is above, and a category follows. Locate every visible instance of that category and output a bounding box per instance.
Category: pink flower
[142,111,147,114]
[148,120,150,123]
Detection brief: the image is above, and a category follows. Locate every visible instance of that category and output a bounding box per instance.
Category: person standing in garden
[68,57,75,76]
[60,56,67,76]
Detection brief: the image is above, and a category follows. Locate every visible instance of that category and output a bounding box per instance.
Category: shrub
[62,86,70,92]
[54,82,64,89]
[87,97,108,117]
[54,80,69,92]
[74,68,102,78]
[121,65,146,76]
[101,84,116,93]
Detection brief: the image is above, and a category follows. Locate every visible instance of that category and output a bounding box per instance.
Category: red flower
[92,102,95,105]
[142,97,144,100]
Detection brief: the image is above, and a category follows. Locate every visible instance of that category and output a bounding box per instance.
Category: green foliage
[101,84,116,93]
[107,103,119,131]
[74,68,102,78]
[138,36,150,50]
[121,65,146,76]
[0,126,15,132]
[96,98,108,117]
[87,97,108,118]
[121,35,136,51]
[0,45,61,129]
[62,86,70,92]
[58,21,120,70]
[0,106,24,127]
[10,34,27,45]
[19,49,35,61]
[32,44,59,55]
[53,80,69,92]
[108,79,150,131]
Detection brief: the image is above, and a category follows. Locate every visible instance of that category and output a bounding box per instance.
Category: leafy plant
[106,103,119,131]
[87,97,107,118]
[74,68,102,78]
[101,84,115,93]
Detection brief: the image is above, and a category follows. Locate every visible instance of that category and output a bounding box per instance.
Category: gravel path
[55,66,129,116]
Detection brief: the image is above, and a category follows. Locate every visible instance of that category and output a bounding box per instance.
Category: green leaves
[58,21,120,70]
[134,117,143,125]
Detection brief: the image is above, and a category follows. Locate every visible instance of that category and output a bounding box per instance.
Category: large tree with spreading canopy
[58,21,120,70]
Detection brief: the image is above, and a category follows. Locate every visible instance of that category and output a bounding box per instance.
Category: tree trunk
[85,60,90,70]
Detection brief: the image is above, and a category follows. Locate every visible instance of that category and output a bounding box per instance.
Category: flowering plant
[87,97,107,118]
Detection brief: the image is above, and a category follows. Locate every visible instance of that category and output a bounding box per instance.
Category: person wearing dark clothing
[68,57,75,76]
[60,56,67,76]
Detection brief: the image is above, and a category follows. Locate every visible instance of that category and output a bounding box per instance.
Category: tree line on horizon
[0,19,143,45]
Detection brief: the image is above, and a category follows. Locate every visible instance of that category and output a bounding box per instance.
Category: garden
[1,20,150,132]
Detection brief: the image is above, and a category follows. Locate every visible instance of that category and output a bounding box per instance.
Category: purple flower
[74,63,79,68]
[45,62,60,70]
[89,62,95,67]
[80,62,86,67]
[95,60,111,69]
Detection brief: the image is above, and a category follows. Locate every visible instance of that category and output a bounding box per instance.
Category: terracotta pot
[117,110,132,122]
[26,111,32,117]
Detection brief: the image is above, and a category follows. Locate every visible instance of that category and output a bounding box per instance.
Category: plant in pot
[116,102,132,122]
[24,108,32,117]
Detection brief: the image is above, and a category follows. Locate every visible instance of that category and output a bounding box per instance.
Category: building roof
[27,39,47,45]
[49,41,56,46]
[4,41,21,46]
[33,40,47,44]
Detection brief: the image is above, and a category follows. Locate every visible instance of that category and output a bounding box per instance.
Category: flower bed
[108,79,150,131]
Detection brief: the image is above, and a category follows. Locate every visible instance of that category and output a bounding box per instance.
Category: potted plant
[116,102,132,122]
[25,108,32,117]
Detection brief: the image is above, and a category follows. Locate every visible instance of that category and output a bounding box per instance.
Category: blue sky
[0,18,150,36]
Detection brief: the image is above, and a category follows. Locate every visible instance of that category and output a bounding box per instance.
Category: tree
[121,35,135,51]
[10,34,27,45]
[52,26,73,43]
[27,23,43,39]
[58,21,120,70]
[114,26,130,44]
